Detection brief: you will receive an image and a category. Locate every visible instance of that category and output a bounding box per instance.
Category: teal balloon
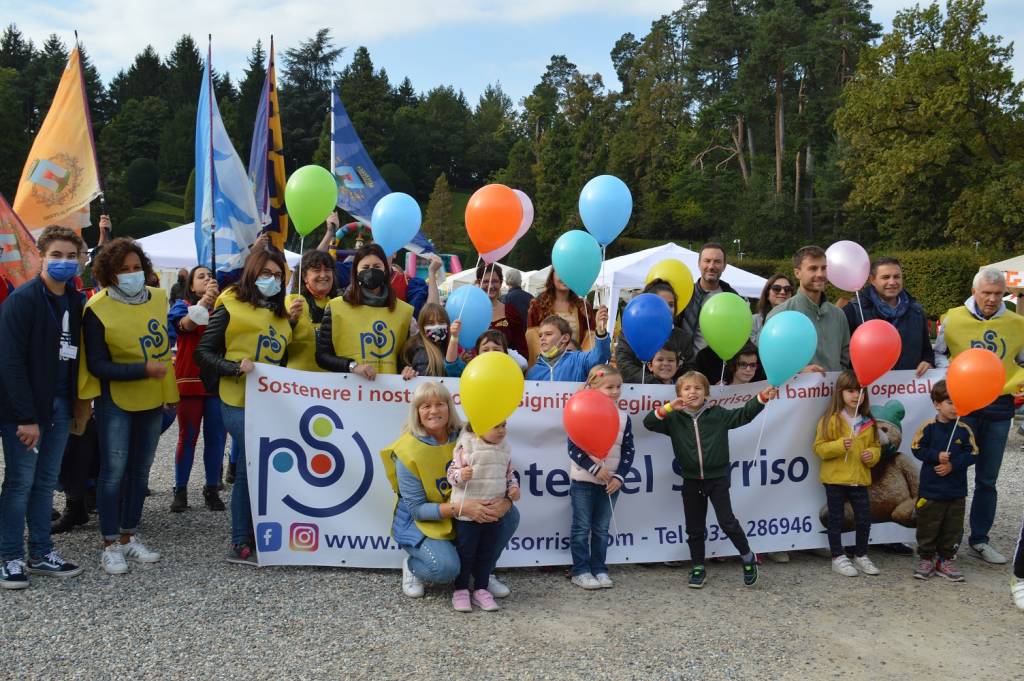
[759,311,818,387]
[551,230,601,298]
[699,293,753,361]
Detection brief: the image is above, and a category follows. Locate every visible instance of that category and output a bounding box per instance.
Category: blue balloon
[371,192,421,256]
[551,230,602,298]
[759,311,819,387]
[445,285,492,349]
[578,175,633,246]
[622,293,673,361]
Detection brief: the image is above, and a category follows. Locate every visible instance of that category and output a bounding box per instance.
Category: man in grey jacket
[767,245,851,373]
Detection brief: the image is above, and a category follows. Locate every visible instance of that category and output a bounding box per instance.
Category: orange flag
[0,192,41,286]
[13,46,101,236]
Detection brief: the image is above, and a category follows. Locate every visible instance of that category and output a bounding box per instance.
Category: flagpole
[208,34,217,274]
[75,30,106,225]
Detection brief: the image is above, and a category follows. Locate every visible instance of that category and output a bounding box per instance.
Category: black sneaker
[227,544,258,567]
[742,559,759,586]
[170,487,188,513]
[225,462,236,485]
[26,551,84,578]
[688,565,707,589]
[52,499,89,534]
[203,486,226,511]
[0,559,29,589]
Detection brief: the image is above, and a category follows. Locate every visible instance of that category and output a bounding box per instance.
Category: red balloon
[563,390,618,459]
[947,348,1006,416]
[850,319,902,386]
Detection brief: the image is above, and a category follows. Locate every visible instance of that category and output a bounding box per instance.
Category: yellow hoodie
[813,413,881,486]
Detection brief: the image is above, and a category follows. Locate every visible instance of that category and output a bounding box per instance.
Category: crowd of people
[0,221,1022,615]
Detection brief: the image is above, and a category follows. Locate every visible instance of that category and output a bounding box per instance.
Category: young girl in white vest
[447,421,520,612]
[568,365,635,589]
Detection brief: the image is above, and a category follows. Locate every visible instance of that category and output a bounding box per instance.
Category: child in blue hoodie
[526,308,610,382]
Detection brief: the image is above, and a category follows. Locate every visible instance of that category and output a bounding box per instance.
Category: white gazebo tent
[983,253,1023,311]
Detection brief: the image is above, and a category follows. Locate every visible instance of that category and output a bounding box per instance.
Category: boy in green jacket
[644,371,777,589]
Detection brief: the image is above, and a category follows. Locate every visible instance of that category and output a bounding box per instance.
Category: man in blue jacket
[845,256,935,377]
[0,226,87,588]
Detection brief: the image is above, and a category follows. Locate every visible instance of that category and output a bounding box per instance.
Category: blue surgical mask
[116,271,146,296]
[46,259,79,283]
[255,275,281,297]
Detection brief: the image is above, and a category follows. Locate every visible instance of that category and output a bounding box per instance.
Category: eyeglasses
[770,285,794,294]
[258,269,283,281]
[736,362,758,369]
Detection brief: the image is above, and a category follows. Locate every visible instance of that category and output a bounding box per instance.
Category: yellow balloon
[645,259,694,314]
[460,352,525,433]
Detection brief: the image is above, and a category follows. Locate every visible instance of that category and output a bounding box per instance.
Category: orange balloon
[947,348,1006,416]
[465,184,522,254]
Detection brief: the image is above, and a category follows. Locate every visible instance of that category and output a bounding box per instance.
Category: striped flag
[248,37,288,251]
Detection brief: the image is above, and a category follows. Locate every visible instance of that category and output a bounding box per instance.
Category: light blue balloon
[445,285,492,349]
[370,192,421,256]
[759,311,818,387]
[551,230,602,298]
[578,175,633,246]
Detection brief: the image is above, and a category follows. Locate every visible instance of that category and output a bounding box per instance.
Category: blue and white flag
[330,90,435,255]
[195,52,261,272]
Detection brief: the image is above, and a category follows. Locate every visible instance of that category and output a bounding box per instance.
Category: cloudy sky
[4,0,1021,105]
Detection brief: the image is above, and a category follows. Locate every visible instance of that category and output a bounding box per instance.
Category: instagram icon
[289,523,319,552]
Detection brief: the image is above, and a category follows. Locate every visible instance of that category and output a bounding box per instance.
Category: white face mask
[255,275,282,297]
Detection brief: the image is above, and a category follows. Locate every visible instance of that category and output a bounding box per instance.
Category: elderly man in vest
[935,268,1024,564]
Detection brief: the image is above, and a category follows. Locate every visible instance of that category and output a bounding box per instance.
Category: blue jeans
[221,404,252,546]
[962,415,1012,546]
[174,395,226,488]
[95,395,163,541]
[570,480,619,577]
[0,397,72,560]
[403,504,520,583]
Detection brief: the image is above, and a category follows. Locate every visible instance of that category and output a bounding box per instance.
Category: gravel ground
[1,422,1022,680]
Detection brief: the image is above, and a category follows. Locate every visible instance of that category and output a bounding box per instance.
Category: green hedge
[119,215,171,240]
[153,190,184,205]
[132,208,181,224]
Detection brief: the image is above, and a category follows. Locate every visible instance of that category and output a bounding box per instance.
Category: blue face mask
[255,275,281,297]
[116,271,146,296]
[46,259,79,283]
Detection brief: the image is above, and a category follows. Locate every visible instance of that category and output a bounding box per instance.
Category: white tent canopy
[984,253,1024,289]
[136,223,301,271]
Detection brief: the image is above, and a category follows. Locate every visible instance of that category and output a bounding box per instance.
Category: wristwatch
[348,360,357,373]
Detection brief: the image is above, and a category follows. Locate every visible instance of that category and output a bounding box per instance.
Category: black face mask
[357,268,387,290]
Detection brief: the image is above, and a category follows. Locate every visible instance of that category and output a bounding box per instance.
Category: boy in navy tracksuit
[910,380,978,582]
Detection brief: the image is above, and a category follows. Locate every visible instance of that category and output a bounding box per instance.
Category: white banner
[246,365,943,567]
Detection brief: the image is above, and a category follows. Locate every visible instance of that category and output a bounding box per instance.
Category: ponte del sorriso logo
[257,405,374,518]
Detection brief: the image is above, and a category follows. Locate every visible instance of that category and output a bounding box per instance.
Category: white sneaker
[853,555,880,575]
[831,555,858,577]
[594,572,614,588]
[102,544,129,575]
[571,573,601,590]
[488,574,510,598]
[401,556,424,598]
[121,536,161,563]
[1012,578,1024,611]
[969,543,1008,564]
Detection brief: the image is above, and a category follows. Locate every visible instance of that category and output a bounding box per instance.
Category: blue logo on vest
[139,318,170,361]
[970,330,1007,358]
[255,326,286,364]
[257,405,373,518]
[359,320,396,361]
[436,477,451,496]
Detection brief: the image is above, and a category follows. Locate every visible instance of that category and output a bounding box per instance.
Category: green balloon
[285,165,338,236]
[699,292,754,361]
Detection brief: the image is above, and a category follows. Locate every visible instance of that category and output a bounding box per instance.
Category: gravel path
[2,423,1022,680]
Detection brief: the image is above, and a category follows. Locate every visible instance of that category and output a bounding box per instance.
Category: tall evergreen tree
[236,39,267,163]
[280,28,342,168]
[337,47,395,164]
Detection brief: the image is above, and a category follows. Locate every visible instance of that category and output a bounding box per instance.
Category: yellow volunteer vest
[943,306,1024,395]
[284,294,326,373]
[216,290,293,407]
[380,432,455,540]
[327,297,412,375]
[78,287,179,411]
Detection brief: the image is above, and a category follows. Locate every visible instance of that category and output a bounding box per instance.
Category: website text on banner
[246,365,938,568]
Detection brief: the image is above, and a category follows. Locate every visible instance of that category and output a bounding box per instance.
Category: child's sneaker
[742,559,758,586]
[101,544,129,575]
[26,550,83,578]
[226,544,258,566]
[571,573,601,590]
[934,557,964,582]
[471,589,500,611]
[594,572,613,588]
[913,558,935,580]
[1012,578,1024,611]
[121,535,160,563]
[452,589,472,612]
[688,565,707,589]
[853,555,880,576]
[0,559,29,589]
[831,555,858,577]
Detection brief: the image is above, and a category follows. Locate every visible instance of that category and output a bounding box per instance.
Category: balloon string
[855,290,865,325]
[599,244,607,308]
[719,362,726,386]
[458,478,470,519]
[457,255,481,323]
[944,416,960,454]
[752,397,770,461]
[846,388,865,464]
[607,492,620,554]
[642,363,646,385]
[583,296,592,348]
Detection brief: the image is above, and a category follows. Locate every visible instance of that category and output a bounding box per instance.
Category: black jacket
[615,327,690,384]
[676,279,739,361]
[844,288,935,370]
[0,277,83,425]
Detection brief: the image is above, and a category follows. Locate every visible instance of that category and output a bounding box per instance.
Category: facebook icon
[256,522,282,552]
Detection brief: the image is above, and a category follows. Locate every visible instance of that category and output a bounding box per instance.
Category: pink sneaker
[471,588,500,611]
[452,589,472,612]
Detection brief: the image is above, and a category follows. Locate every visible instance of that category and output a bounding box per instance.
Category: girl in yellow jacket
[813,371,881,578]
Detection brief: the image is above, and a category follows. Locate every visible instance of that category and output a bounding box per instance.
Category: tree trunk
[774,64,784,195]
[746,124,755,171]
[794,150,802,213]
[733,116,750,187]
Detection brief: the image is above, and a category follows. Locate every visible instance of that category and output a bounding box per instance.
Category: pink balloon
[481,189,534,264]
[825,240,870,292]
